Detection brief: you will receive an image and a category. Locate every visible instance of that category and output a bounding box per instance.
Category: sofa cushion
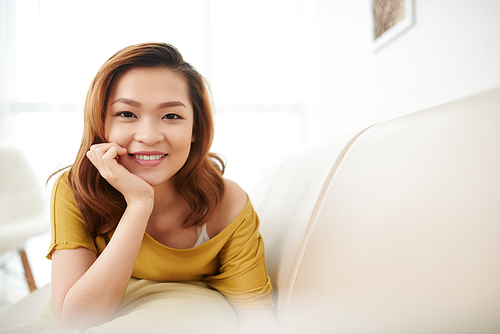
[1,279,238,333]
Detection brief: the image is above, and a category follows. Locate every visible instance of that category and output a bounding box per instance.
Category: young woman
[48,43,275,331]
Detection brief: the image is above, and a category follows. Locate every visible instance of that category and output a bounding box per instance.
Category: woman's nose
[134,118,164,144]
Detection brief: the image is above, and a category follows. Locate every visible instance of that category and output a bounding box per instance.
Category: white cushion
[0,280,238,333]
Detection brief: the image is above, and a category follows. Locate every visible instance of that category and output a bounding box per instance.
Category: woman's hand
[86,143,154,207]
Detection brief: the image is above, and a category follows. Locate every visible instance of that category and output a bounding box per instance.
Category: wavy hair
[68,43,225,236]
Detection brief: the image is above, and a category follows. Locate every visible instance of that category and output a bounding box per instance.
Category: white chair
[0,145,49,292]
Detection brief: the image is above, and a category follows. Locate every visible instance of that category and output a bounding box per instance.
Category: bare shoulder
[208,178,248,237]
[223,178,248,210]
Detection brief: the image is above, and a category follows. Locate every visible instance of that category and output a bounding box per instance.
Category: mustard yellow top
[47,172,273,310]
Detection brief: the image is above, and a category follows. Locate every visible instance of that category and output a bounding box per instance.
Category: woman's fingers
[87,143,122,159]
[102,145,120,161]
[87,143,124,163]
[103,146,128,160]
[87,143,128,182]
[86,143,154,205]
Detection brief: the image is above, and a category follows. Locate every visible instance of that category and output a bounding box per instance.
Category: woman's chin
[134,174,172,188]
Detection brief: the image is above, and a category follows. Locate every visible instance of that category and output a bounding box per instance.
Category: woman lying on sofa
[34,43,275,333]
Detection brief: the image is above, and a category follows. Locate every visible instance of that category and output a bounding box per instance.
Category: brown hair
[68,42,225,236]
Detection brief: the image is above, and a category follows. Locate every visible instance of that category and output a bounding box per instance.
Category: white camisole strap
[194,223,210,247]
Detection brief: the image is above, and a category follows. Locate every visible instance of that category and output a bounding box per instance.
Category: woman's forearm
[55,201,153,329]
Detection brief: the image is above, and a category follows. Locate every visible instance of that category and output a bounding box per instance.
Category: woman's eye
[117,111,136,118]
[163,114,180,120]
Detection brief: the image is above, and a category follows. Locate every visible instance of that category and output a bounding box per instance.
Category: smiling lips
[132,154,167,161]
[130,153,167,166]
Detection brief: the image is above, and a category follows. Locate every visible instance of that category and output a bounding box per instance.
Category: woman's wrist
[124,197,154,217]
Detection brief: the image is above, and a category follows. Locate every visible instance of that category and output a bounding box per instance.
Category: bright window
[2,0,303,190]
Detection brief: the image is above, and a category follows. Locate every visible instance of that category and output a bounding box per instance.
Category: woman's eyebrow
[158,101,187,109]
[111,98,141,107]
[110,98,186,109]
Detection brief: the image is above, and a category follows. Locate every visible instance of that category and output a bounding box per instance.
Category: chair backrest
[0,146,45,222]
[249,127,371,321]
[0,146,47,252]
[287,88,500,333]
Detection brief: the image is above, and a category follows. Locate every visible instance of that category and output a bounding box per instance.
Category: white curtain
[0,0,304,190]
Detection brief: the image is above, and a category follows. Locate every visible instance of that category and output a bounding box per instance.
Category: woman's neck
[148,180,191,230]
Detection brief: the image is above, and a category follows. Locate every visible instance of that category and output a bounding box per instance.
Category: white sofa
[1,87,499,333]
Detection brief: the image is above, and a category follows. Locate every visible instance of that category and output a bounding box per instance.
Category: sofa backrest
[286,87,500,333]
[249,127,371,321]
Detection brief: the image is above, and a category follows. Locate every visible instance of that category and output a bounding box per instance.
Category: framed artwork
[372,0,414,51]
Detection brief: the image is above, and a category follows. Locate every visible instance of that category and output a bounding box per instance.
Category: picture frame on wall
[372,0,414,51]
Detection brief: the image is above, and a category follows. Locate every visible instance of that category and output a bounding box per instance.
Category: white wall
[302,0,500,146]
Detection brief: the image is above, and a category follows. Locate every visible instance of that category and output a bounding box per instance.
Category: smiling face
[104,67,194,188]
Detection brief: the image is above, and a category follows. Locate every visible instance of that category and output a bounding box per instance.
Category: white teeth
[133,154,166,161]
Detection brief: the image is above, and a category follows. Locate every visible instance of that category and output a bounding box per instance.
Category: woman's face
[104,67,194,188]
